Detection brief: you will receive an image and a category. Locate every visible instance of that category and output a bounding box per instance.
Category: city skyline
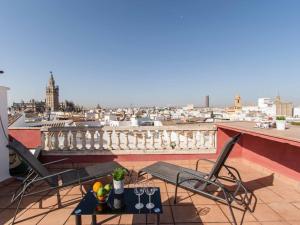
[1,1,300,107]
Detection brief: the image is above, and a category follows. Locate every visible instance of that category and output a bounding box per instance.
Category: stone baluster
[63,130,69,150]
[81,130,87,150]
[99,130,104,150]
[199,131,205,147]
[123,131,130,150]
[159,131,164,149]
[192,131,197,149]
[53,131,59,150]
[47,132,52,150]
[209,131,215,148]
[41,131,46,150]
[133,132,138,150]
[179,132,185,149]
[152,131,156,149]
[185,131,189,149]
[175,131,180,149]
[71,130,77,150]
[167,131,172,149]
[115,131,121,150]
[142,132,147,150]
[89,129,95,150]
[106,131,113,150]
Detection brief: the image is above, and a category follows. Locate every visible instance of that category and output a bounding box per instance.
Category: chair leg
[11,190,25,225]
[80,184,84,197]
[56,189,62,208]
[174,183,178,204]
[227,202,237,225]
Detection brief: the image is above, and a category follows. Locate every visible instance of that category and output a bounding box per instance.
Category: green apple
[97,187,107,197]
[104,184,112,192]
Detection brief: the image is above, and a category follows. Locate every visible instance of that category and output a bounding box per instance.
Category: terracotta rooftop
[1,158,300,225]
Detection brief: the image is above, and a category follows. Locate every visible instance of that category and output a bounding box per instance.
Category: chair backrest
[7,139,57,186]
[207,133,242,180]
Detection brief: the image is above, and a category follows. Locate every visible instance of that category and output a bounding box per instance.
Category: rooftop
[217,121,300,146]
[1,159,300,225]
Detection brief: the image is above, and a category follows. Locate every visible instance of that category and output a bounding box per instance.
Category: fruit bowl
[92,181,112,204]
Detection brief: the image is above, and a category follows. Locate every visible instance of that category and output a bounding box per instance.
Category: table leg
[92,215,97,225]
[156,214,160,225]
[75,215,82,225]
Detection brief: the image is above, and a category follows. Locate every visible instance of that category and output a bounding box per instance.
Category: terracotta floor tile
[0,208,27,225]
[37,208,73,225]
[13,209,49,225]
[166,183,188,193]
[270,187,300,202]
[95,214,121,224]
[152,182,167,193]
[121,205,172,224]
[291,201,300,210]
[268,202,300,221]
[190,193,217,205]
[260,222,291,225]
[160,205,174,224]
[253,188,284,203]
[172,205,201,223]
[0,196,15,209]
[168,192,192,205]
[218,204,257,223]
[251,203,282,222]
[120,214,153,224]
[60,194,82,208]
[160,192,170,205]
[38,194,63,209]
[196,205,229,223]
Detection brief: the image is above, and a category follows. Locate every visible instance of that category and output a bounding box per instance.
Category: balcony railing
[41,125,217,154]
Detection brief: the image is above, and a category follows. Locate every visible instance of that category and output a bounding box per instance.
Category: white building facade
[0,86,10,181]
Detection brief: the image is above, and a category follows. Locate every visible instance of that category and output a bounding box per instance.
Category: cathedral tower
[46,72,59,111]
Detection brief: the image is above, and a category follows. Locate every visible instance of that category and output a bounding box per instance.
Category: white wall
[294,107,300,117]
[0,86,10,182]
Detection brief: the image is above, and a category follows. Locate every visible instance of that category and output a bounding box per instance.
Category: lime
[97,187,107,197]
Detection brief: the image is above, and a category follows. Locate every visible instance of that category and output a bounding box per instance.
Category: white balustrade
[41,125,217,153]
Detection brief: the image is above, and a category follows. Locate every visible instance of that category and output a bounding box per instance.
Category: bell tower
[46,71,59,111]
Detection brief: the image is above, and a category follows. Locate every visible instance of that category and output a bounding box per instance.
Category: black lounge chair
[139,133,253,225]
[7,139,128,225]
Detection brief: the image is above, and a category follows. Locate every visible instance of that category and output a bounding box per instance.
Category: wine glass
[145,180,156,209]
[134,181,144,210]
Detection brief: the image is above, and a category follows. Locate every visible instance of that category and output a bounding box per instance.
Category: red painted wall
[216,127,243,157]
[8,128,41,149]
[41,153,220,164]
[217,127,300,181]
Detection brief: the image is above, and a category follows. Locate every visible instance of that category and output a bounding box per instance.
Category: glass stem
[149,195,151,204]
[138,195,140,204]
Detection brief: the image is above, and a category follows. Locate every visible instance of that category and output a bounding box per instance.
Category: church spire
[49,71,55,86]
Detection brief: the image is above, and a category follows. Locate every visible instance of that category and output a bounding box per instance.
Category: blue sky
[0,0,299,107]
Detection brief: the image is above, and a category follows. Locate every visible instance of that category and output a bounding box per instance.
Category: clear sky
[0,0,299,107]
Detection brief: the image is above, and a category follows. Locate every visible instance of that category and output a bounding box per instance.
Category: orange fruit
[93,181,103,193]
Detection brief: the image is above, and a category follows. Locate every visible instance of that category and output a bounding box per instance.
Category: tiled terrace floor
[1,159,300,225]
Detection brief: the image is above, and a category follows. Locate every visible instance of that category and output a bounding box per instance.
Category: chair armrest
[42,158,70,166]
[42,158,76,169]
[176,169,225,191]
[222,164,242,181]
[34,169,77,183]
[196,159,215,171]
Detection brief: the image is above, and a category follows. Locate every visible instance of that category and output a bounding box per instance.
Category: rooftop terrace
[2,121,300,225]
[1,159,300,225]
